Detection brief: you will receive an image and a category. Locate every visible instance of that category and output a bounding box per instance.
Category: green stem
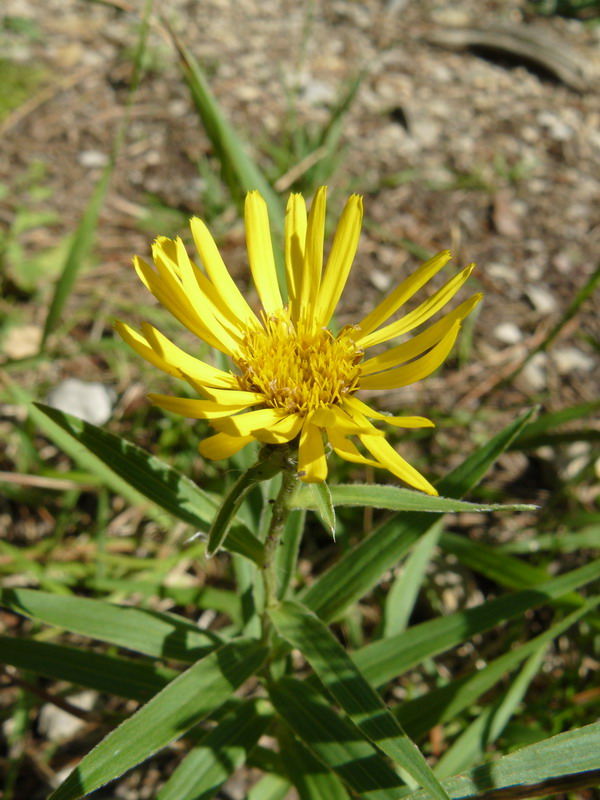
[205,447,283,558]
[261,451,299,643]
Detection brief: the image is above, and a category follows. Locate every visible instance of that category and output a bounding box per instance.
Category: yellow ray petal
[148,393,260,419]
[133,255,228,353]
[352,250,452,340]
[199,432,255,460]
[285,193,307,323]
[298,419,327,482]
[314,193,363,327]
[298,186,326,329]
[360,321,461,390]
[360,294,482,375]
[190,216,259,329]
[311,404,383,436]
[114,321,183,379]
[359,433,437,495]
[245,191,282,313]
[190,386,264,405]
[211,407,288,437]
[140,323,236,389]
[174,236,245,342]
[253,412,304,444]
[357,264,475,349]
[156,237,243,351]
[326,427,382,469]
[342,396,435,429]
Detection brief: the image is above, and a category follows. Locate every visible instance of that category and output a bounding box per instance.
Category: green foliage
[3,407,599,798]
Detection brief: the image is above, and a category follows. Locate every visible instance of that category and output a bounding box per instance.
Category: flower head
[116,188,481,494]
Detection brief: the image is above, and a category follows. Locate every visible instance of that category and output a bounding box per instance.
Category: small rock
[38,691,96,742]
[47,379,114,425]
[494,322,522,345]
[552,348,596,375]
[369,268,393,292]
[521,352,548,392]
[487,262,519,285]
[537,111,574,142]
[525,285,557,315]
[493,190,522,238]
[2,325,42,360]
[299,78,336,107]
[78,150,110,168]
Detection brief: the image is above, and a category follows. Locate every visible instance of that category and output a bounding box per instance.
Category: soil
[1,0,599,798]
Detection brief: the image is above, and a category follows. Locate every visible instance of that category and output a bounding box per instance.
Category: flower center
[234,311,363,414]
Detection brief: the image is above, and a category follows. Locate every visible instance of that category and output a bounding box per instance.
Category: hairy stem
[261,451,299,643]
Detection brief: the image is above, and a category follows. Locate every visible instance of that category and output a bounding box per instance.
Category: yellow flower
[116,188,481,494]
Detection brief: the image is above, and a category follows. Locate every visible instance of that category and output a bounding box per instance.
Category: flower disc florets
[234,311,363,415]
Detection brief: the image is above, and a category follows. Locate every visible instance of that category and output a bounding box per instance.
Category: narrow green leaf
[439,531,564,591]
[300,408,538,622]
[269,677,405,798]
[30,402,264,564]
[41,167,111,347]
[384,522,443,638]
[49,639,268,800]
[247,774,291,800]
[354,558,600,687]
[278,724,350,800]
[403,722,600,800]
[397,600,599,740]
[270,601,450,800]
[206,456,281,557]
[0,636,174,702]
[434,646,547,779]
[82,578,242,625]
[0,588,221,662]
[276,508,305,600]
[292,483,536,514]
[511,398,600,450]
[157,698,272,800]
[308,482,336,536]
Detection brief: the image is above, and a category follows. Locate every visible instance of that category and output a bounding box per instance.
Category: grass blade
[0,587,221,662]
[403,721,600,800]
[49,638,267,800]
[397,600,599,740]
[433,646,547,779]
[268,677,405,799]
[26,399,264,564]
[292,483,536,513]
[354,558,600,686]
[156,698,272,800]
[0,635,175,702]
[270,601,450,800]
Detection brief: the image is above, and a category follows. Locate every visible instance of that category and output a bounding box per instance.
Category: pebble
[2,325,42,360]
[552,348,596,375]
[369,268,393,292]
[521,352,548,392]
[493,322,522,345]
[46,379,114,425]
[525,284,558,315]
[38,691,96,742]
[78,150,110,168]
